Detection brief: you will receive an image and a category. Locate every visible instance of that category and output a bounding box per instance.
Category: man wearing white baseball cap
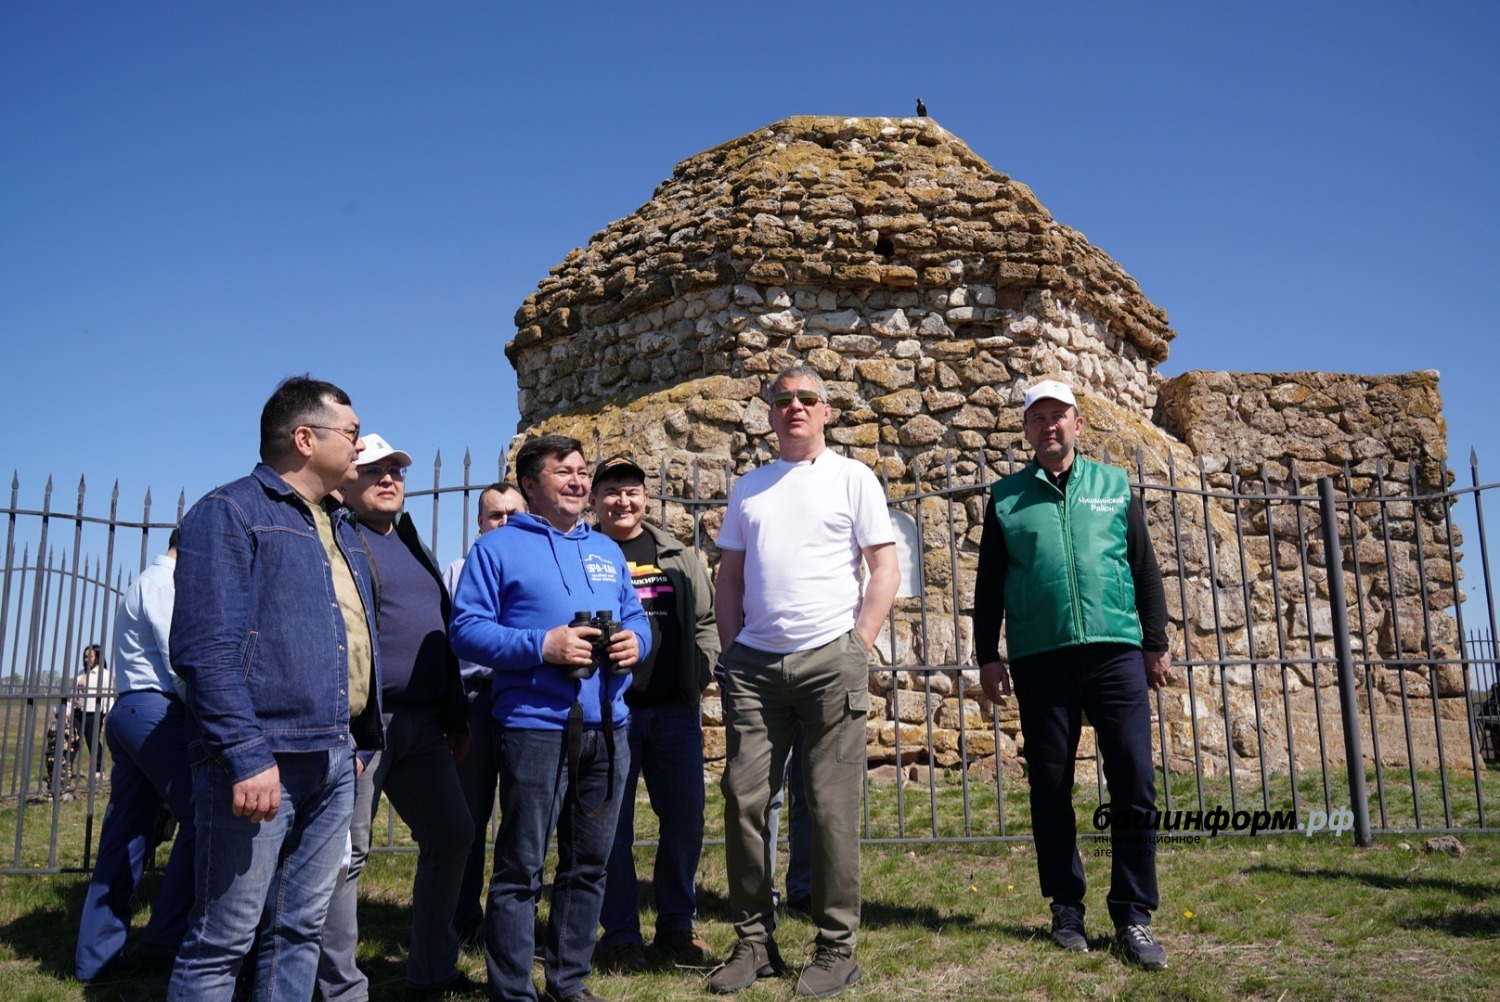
[317,433,480,1000]
[972,378,1172,970]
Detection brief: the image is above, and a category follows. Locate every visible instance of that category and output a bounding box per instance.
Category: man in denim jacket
[167,376,385,1002]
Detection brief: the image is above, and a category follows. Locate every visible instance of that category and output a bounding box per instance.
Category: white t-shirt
[717,449,895,653]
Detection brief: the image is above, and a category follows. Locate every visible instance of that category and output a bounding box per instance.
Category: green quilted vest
[989,456,1143,660]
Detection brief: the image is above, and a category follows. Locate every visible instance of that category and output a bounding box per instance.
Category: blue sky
[3,2,1497,575]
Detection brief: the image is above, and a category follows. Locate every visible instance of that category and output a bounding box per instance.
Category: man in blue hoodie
[450,434,651,1002]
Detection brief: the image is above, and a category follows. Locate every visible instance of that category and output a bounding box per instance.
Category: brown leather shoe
[598,941,647,974]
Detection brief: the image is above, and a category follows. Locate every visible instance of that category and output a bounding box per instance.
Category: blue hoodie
[449,512,649,729]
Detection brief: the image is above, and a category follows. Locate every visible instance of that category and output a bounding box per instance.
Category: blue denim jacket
[171,463,385,783]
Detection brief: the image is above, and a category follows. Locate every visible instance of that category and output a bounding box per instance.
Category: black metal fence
[2,449,1496,873]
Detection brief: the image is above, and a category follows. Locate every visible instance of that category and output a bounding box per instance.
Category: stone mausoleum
[505,115,1465,782]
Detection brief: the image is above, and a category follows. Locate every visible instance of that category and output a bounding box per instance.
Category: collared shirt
[310,502,373,719]
[112,554,184,700]
[444,556,489,684]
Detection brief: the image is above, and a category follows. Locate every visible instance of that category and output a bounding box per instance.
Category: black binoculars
[566,610,631,679]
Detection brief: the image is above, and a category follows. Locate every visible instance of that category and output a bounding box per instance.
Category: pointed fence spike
[434,449,442,471]
[463,447,472,466]
[1471,447,1478,468]
[144,486,153,506]
[10,471,17,490]
[111,479,120,502]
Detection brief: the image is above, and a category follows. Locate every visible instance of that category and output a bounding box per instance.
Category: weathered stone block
[871,390,923,417]
[898,414,947,447]
[856,358,917,391]
[808,310,863,333]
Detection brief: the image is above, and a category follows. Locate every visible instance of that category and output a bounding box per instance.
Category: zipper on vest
[1060,468,1085,641]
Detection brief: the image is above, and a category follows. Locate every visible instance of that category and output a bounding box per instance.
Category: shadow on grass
[345,894,422,996]
[1244,864,1496,902]
[692,881,1027,940]
[1400,908,1500,938]
[0,876,86,977]
[0,876,180,1000]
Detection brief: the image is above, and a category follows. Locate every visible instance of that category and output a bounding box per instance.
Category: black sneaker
[707,939,785,993]
[1113,924,1168,970]
[793,946,861,998]
[1049,902,1089,952]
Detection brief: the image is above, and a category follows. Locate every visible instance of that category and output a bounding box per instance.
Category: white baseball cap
[1023,379,1078,412]
[357,433,413,468]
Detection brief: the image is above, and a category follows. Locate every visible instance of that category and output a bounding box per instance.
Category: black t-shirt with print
[617,531,686,707]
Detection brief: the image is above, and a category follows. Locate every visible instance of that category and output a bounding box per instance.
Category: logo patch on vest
[1077,495,1128,514]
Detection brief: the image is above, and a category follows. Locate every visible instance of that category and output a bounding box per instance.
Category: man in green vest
[973,379,1172,970]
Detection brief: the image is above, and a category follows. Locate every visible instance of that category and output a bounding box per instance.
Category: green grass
[0,775,1497,1000]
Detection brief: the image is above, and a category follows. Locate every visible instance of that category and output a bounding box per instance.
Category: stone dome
[509,114,1174,450]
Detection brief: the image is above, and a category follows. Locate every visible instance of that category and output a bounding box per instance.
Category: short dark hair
[167,528,181,551]
[259,375,352,464]
[514,435,584,504]
[483,481,523,499]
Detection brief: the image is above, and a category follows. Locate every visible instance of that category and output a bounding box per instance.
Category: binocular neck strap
[566,685,618,821]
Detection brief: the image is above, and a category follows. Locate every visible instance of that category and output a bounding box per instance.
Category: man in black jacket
[317,434,480,1001]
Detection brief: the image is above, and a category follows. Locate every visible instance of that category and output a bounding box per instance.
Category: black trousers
[1011,643,1159,927]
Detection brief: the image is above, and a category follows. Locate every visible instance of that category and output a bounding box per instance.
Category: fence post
[1317,477,1373,846]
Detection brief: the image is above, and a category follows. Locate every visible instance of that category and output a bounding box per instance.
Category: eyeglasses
[771,390,824,409]
[357,464,407,480]
[309,424,361,445]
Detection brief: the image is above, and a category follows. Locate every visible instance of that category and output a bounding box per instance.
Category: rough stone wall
[505,116,1472,785]
[1148,369,1468,780]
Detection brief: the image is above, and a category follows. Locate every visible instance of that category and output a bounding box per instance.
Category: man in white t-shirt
[709,364,900,999]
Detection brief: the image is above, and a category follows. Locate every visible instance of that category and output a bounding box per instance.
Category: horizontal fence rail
[1,449,1496,873]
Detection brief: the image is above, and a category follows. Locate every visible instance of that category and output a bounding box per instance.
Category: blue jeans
[318,706,473,998]
[454,679,500,936]
[75,691,197,979]
[485,726,626,1001]
[599,701,705,949]
[167,745,355,1002]
[1010,644,1159,927]
[764,731,812,907]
